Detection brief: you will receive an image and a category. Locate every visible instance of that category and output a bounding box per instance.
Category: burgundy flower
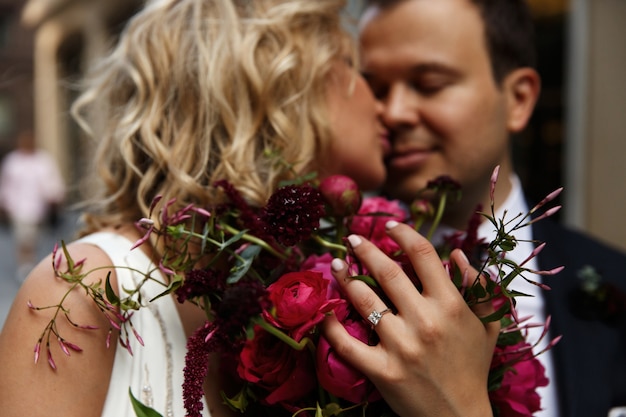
[176,268,227,303]
[217,280,271,341]
[318,175,362,217]
[426,175,462,193]
[183,323,214,417]
[214,179,267,238]
[238,325,316,406]
[261,185,325,247]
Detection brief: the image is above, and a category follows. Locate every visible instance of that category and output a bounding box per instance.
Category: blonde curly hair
[73,0,352,234]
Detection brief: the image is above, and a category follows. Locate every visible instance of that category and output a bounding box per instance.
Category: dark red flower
[182,323,214,417]
[261,185,325,247]
[238,325,316,405]
[264,270,345,341]
[176,268,227,303]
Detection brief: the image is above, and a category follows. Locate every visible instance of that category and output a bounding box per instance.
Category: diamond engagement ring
[367,308,392,327]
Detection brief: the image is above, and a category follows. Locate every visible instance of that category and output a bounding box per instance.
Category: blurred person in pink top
[0,130,65,280]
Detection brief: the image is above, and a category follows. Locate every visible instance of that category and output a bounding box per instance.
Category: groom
[359,0,626,416]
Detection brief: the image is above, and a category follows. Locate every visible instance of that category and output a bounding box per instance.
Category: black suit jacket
[533,219,626,417]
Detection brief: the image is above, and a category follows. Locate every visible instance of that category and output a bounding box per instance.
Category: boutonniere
[570,265,626,326]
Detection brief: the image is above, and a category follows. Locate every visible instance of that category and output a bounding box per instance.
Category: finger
[383,221,455,299]
[449,249,500,340]
[330,258,397,330]
[322,313,383,377]
[345,233,424,314]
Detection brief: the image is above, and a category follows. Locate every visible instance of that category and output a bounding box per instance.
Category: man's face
[360,0,514,217]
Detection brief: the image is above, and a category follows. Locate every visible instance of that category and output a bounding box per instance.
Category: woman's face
[325,59,389,191]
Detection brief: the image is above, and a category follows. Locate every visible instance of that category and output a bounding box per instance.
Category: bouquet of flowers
[34,166,562,417]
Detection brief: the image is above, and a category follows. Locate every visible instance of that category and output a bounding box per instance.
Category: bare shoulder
[0,239,120,417]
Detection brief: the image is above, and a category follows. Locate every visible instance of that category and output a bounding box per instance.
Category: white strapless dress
[78,232,211,417]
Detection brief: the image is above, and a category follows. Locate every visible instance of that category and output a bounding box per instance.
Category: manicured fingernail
[386,220,399,230]
[331,258,345,272]
[347,234,362,248]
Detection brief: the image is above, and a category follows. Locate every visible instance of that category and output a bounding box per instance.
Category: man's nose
[381,83,420,128]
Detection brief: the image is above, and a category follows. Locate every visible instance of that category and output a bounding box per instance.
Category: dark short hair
[365,0,536,84]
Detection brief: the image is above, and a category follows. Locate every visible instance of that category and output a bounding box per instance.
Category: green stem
[221,224,288,260]
[312,234,348,257]
[252,317,311,351]
[426,192,447,241]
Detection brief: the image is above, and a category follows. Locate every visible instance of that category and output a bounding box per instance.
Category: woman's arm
[323,221,499,417]
[0,242,119,417]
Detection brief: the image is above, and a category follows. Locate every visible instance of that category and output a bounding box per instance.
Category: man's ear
[503,68,541,133]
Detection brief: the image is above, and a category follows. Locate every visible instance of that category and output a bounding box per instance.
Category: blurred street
[0,210,80,329]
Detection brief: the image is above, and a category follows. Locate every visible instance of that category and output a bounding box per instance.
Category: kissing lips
[387,148,433,171]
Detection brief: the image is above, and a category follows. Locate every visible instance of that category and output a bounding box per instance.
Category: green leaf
[479,301,511,323]
[349,274,379,288]
[227,245,261,284]
[129,388,163,417]
[105,272,120,305]
[221,386,249,412]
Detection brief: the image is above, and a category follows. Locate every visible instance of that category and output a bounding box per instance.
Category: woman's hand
[323,221,499,417]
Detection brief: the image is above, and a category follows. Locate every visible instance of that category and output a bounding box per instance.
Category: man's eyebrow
[361,62,461,79]
[408,62,460,77]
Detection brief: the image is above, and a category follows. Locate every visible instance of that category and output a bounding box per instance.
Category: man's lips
[386,148,434,170]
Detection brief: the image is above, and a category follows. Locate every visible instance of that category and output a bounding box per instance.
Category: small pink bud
[530,187,563,213]
[158,260,175,276]
[520,242,546,267]
[132,326,144,346]
[34,342,41,363]
[489,165,500,202]
[318,175,362,217]
[409,199,434,219]
[47,349,57,370]
[131,226,154,250]
[191,207,212,218]
[64,341,83,352]
[106,330,112,348]
[534,265,565,276]
[528,205,562,224]
[58,338,71,356]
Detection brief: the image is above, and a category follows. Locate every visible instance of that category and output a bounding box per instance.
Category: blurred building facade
[2,0,626,253]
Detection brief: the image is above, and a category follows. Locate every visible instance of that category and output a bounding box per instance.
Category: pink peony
[264,270,344,341]
[489,342,549,417]
[238,325,316,405]
[316,315,382,404]
[349,196,408,256]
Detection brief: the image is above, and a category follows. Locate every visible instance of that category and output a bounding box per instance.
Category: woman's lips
[380,134,391,157]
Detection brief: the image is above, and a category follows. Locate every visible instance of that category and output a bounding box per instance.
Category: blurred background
[0,0,625,325]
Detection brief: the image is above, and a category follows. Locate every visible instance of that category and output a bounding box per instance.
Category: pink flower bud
[409,199,434,219]
[34,342,41,364]
[318,175,362,217]
[490,165,500,203]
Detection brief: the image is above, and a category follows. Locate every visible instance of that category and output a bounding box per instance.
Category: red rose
[489,342,549,417]
[265,270,344,341]
[316,314,382,404]
[349,197,407,256]
[237,326,316,405]
[300,253,342,299]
